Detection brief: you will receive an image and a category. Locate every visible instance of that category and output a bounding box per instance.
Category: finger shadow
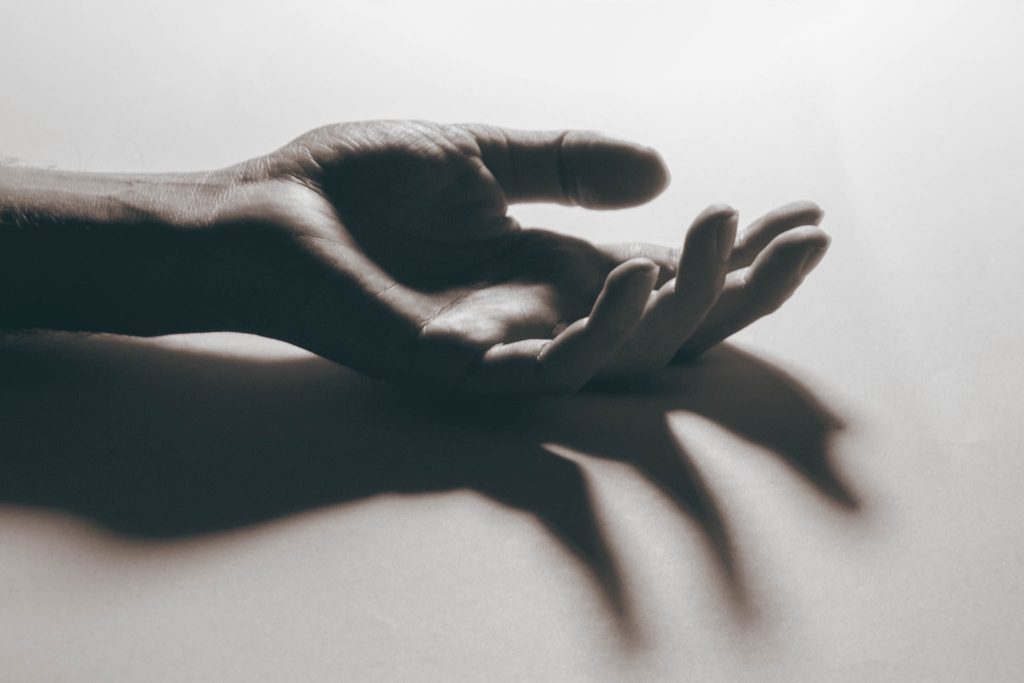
[501,393,749,618]
[0,333,635,637]
[667,345,855,509]
[0,334,854,642]
[591,344,856,503]
[560,344,856,620]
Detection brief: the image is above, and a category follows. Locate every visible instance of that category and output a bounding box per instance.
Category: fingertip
[565,131,670,209]
[633,144,671,198]
[773,224,830,252]
[800,236,831,276]
[609,258,659,312]
[804,226,831,250]
[744,225,830,289]
[716,211,739,261]
[633,258,661,293]
[684,204,739,264]
[696,203,738,222]
[631,256,661,275]
[610,256,659,286]
[589,259,659,324]
[786,200,825,224]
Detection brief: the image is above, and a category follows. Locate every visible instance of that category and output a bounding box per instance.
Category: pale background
[2,1,1022,681]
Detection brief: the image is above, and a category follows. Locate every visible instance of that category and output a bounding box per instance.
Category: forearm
[0,166,235,335]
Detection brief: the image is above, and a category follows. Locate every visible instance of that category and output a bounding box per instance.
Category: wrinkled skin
[218,120,829,394]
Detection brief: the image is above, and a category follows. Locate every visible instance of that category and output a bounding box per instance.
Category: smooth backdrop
[2,1,1022,680]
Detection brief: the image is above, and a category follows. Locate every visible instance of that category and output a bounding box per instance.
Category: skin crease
[202,120,831,394]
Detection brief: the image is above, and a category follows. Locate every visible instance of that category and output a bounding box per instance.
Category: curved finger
[728,201,824,271]
[676,226,831,359]
[464,258,658,394]
[458,124,669,208]
[603,205,737,376]
[597,242,678,288]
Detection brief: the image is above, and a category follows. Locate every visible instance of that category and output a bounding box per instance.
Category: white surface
[2,1,1023,681]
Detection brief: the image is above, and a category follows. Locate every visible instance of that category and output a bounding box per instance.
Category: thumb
[459,124,670,209]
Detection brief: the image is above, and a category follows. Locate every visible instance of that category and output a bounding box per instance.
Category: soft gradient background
[2,1,1022,681]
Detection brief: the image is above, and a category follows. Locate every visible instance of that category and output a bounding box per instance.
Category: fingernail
[630,257,658,273]
[801,243,829,276]
[623,258,657,289]
[716,211,738,262]
[637,259,659,286]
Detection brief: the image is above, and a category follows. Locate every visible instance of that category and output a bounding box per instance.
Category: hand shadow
[0,333,855,644]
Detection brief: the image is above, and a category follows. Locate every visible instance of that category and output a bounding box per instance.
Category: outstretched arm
[0,121,830,393]
[0,166,240,335]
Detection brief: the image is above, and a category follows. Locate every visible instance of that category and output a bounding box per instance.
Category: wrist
[0,166,240,335]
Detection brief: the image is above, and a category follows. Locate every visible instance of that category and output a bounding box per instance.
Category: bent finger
[728,201,824,271]
[464,258,658,394]
[676,226,831,359]
[604,205,737,375]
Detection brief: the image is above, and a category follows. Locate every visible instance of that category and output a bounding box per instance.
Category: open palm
[228,120,829,393]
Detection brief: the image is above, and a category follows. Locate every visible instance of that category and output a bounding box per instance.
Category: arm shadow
[0,333,857,643]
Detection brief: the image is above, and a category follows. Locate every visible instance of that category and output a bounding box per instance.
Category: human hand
[213,120,830,394]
